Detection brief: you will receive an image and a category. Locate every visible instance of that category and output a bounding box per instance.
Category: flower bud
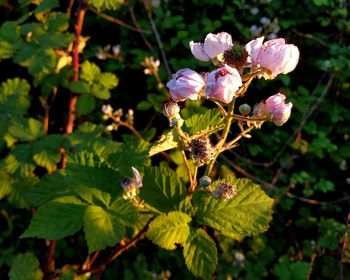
[265,93,293,126]
[166,68,205,102]
[212,182,237,200]
[238,104,252,115]
[191,137,215,164]
[102,104,113,115]
[199,175,212,187]
[205,65,242,104]
[245,36,299,79]
[190,32,233,61]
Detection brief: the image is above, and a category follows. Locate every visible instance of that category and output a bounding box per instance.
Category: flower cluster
[166,31,299,126]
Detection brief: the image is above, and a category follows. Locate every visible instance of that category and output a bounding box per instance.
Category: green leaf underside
[83,205,125,253]
[183,228,218,279]
[194,178,274,240]
[140,166,187,213]
[21,196,86,239]
[184,108,224,136]
[149,129,180,156]
[147,211,191,250]
[30,165,122,206]
[9,252,43,280]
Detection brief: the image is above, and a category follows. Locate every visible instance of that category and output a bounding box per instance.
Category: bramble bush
[0,0,350,279]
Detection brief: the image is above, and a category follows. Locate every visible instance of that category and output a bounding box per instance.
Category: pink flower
[205,65,242,104]
[245,36,299,79]
[166,68,205,102]
[190,32,233,61]
[265,93,293,126]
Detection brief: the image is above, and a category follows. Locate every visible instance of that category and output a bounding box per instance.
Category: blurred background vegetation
[1,0,350,279]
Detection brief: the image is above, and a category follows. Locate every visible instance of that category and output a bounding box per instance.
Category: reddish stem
[43,240,56,280]
[66,0,87,134]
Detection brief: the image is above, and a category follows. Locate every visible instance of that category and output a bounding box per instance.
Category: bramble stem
[224,126,255,151]
[181,150,193,190]
[205,98,236,176]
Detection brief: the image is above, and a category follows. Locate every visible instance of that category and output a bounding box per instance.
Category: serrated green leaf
[21,196,87,239]
[0,170,13,200]
[30,165,122,206]
[9,252,43,280]
[140,166,187,213]
[0,78,30,116]
[194,178,274,240]
[32,134,67,170]
[184,108,224,136]
[5,144,36,176]
[84,205,125,253]
[8,118,45,142]
[34,0,59,13]
[90,0,123,10]
[68,80,90,94]
[46,12,69,32]
[0,21,20,42]
[109,197,138,226]
[90,84,111,100]
[0,40,14,59]
[81,61,101,83]
[183,228,217,279]
[96,72,119,89]
[8,175,38,209]
[108,140,150,174]
[149,129,180,156]
[28,48,56,76]
[147,211,191,250]
[76,94,96,115]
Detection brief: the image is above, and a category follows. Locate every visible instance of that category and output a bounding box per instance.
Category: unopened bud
[106,124,115,131]
[199,176,212,187]
[238,104,252,115]
[102,104,113,115]
[212,182,237,200]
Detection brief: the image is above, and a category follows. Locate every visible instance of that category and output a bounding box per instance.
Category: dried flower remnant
[121,167,143,200]
[212,182,237,200]
[191,137,215,164]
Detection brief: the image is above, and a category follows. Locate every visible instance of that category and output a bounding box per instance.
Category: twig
[89,6,150,33]
[127,1,153,49]
[66,0,87,135]
[181,151,194,193]
[143,1,172,77]
[43,240,56,280]
[220,154,350,206]
[118,120,143,140]
[229,73,334,168]
[340,211,350,280]
[79,218,153,275]
[307,253,317,280]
